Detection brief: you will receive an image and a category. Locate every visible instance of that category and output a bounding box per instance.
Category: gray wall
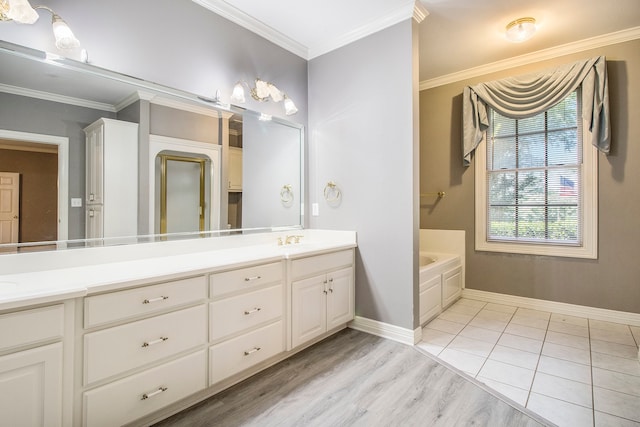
[0,0,308,124]
[308,21,420,330]
[420,39,640,314]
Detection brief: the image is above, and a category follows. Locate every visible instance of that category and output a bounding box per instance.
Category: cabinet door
[85,126,104,205]
[291,275,327,348]
[228,147,243,192]
[442,265,462,308]
[0,342,63,427]
[326,267,354,330]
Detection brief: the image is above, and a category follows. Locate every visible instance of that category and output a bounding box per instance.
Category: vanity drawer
[209,320,284,385]
[84,305,207,385]
[0,305,64,352]
[291,249,353,279]
[84,275,207,328]
[210,262,282,298]
[210,284,283,342]
[83,349,206,427]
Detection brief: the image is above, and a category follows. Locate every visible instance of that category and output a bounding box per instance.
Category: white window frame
[475,107,598,259]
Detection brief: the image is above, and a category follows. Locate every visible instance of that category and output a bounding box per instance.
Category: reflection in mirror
[0,41,304,253]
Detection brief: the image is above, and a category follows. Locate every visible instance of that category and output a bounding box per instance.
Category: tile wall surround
[419,298,640,427]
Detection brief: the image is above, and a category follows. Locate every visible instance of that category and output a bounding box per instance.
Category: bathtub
[419,252,462,325]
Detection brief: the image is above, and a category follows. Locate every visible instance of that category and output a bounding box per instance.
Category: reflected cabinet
[84,118,139,239]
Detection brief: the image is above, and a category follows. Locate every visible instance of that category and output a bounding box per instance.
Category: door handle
[13,215,18,219]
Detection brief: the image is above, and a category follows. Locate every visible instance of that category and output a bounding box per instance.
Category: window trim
[475,115,598,259]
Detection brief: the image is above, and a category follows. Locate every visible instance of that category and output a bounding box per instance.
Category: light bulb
[52,14,80,49]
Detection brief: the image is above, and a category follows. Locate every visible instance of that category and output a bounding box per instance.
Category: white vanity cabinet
[79,275,208,427]
[290,250,355,349]
[84,118,139,239]
[208,261,285,385]
[0,305,65,427]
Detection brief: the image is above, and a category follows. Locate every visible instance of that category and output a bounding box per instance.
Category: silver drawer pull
[243,307,262,315]
[244,276,261,282]
[142,337,169,347]
[141,386,167,400]
[143,296,169,304]
[244,347,261,356]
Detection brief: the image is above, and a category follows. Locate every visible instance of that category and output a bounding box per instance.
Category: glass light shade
[267,83,283,102]
[254,79,270,100]
[6,0,38,23]
[230,82,246,103]
[52,15,80,49]
[505,17,536,43]
[284,96,298,116]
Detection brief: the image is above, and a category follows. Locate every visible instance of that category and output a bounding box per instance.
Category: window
[475,91,598,259]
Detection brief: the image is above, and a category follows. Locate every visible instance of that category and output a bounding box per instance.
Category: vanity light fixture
[505,17,537,43]
[230,78,298,115]
[0,0,81,50]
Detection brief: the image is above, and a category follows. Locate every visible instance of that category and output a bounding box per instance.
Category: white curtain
[462,56,610,166]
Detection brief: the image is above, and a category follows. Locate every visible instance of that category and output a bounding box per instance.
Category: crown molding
[308,1,423,59]
[0,83,116,112]
[192,0,308,59]
[192,0,425,60]
[420,26,640,90]
[413,2,429,24]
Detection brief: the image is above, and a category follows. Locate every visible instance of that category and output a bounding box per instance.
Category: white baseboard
[349,316,422,345]
[463,289,640,328]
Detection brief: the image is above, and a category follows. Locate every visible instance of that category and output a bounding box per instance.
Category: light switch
[312,203,319,216]
[71,198,82,207]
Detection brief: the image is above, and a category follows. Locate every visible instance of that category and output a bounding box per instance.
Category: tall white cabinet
[84,118,138,239]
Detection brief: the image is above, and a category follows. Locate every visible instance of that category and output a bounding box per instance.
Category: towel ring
[324,181,341,203]
[280,184,294,203]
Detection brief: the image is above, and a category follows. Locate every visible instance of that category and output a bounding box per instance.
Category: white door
[326,267,355,330]
[0,172,20,244]
[291,275,327,348]
[0,343,63,427]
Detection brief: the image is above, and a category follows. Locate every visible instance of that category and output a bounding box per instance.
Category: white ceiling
[194,0,640,83]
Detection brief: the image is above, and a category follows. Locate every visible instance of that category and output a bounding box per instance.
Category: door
[0,343,63,427]
[326,267,355,330]
[160,155,206,234]
[291,275,327,348]
[0,172,19,245]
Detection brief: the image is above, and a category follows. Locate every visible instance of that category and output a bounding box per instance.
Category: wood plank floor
[154,329,553,426]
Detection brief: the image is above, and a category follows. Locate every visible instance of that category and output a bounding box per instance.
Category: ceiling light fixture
[505,17,537,43]
[0,0,81,50]
[230,78,298,116]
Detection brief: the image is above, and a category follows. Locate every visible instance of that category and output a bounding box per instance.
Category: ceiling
[194,0,640,83]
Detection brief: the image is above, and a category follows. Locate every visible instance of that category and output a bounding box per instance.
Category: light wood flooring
[154,329,552,426]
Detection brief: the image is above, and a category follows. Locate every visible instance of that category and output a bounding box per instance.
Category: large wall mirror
[0,41,304,253]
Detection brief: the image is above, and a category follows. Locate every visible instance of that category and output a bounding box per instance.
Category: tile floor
[418,298,640,427]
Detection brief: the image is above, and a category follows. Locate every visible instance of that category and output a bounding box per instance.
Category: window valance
[462,56,610,166]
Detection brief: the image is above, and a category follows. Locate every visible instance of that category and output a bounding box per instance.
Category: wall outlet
[71,198,82,207]
[312,203,319,216]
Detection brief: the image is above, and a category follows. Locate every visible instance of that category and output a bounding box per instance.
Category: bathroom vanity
[0,230,356,426]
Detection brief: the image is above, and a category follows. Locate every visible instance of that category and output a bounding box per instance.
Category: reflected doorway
[158,154,209,234]
[0,133,66,243]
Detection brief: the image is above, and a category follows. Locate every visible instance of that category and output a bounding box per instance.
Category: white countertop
[0,230,357,311]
